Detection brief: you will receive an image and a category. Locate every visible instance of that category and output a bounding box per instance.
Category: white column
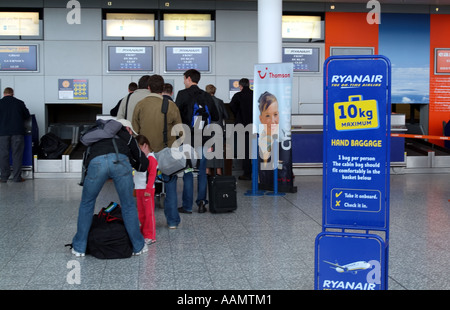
[258,0,282,64]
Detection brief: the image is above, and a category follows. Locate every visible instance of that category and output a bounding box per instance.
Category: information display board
[108,46,153,72]
[165,46,210,72]
[315,55,391,290]
[58,79,88,100]
[322,56,391,230]
[435,48,450,75]
[0,45,38,72]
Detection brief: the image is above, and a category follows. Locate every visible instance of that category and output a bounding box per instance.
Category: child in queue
[134,135,158,245]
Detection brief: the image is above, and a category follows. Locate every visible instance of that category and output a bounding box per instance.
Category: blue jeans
[72,153,145,254]
[181,147,208,212]
[161,173,180,227]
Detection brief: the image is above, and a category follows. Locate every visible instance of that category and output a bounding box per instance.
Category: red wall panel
[325,12,379,59]
[429,14,450,145]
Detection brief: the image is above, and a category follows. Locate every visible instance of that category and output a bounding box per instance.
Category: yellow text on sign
[334,95,379,131]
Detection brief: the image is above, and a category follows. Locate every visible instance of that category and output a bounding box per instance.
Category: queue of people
[0,73,253,258]
[70,70,252,257]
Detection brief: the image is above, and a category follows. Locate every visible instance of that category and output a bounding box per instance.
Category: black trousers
[0,135,24,181]
[234,131,252,177]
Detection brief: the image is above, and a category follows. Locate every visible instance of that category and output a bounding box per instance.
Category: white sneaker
[72,248,85,257]
[133,243,148,256]
[145,238,156,245]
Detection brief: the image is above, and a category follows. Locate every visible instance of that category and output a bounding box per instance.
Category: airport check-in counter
[33,115,115,178]
[33,123,85,178]
[9,115,37,179]
[291,113,406,171]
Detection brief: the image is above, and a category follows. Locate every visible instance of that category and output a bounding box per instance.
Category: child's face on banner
[259,101,279,135]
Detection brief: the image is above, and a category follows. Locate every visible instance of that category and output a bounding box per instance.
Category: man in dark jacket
[71,119,149,257]
[229,78,253,180]
[175,69,218,214]
[0,87,30,183]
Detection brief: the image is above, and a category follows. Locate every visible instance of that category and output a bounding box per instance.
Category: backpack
[191,93,211,130]
[86,202,133,259]
[79,119,123,186]
[80,119,122,146]
[37,132,68,159]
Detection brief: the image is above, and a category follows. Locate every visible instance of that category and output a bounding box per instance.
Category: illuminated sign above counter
[282,15,323,42]
[161,13,214,41]
[104,13,155,40]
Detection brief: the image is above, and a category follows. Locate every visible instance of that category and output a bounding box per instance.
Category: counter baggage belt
[290,114,407,168]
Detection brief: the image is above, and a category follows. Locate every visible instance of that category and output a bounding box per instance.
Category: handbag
[155,97,188,176]
[155,146,187,175]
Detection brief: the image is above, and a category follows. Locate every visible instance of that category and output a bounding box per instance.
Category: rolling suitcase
[208,175,237,213]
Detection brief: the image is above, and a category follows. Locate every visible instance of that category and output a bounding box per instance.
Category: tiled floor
[0,172,449,290]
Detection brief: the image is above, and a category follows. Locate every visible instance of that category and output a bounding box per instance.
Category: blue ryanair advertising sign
[315,232,385,290]
[315,55,391,290]
[323,55,391,230]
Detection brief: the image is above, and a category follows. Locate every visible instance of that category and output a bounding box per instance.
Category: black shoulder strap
[124,92,132,119]
[161,97,169,147]
[112,137,120,164]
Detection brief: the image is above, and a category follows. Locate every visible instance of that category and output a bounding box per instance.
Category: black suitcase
[208,175,237,213]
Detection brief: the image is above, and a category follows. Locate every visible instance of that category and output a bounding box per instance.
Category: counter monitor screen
[165,46,210,72]
[282,47,320,72]
[0,45,38,72]
[108,46,153,72]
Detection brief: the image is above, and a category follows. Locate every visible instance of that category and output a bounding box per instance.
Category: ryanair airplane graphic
[323,260,371,274]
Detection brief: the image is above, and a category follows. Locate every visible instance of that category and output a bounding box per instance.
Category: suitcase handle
[348,95,362,102]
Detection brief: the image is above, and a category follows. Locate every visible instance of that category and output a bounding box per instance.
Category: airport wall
[0,1,448,145]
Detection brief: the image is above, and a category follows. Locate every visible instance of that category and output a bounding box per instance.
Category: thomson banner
[253,63,296,193]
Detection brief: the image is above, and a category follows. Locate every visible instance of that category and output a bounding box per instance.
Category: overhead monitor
[282,15,324,42]
[282,47,320,72]
[108,46,153,72]
[161,13,214,41]
[0,11,43,39]
[165,46,210,72]
[0,45,38,72]
[104,12,155,40]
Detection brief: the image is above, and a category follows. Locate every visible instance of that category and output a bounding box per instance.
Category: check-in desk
[8,115,37,179]
[291,114,406,174]
[33,123,85,178]
[33,115,114,178]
